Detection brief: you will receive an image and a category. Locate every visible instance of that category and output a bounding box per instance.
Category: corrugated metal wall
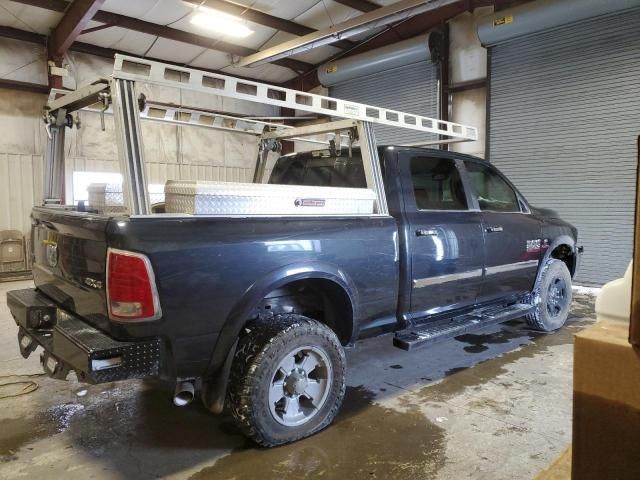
[488,8,640,286]
[0,154,43,234]
[330,61,439,145]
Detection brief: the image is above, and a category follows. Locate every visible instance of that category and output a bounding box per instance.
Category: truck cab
[269,146,578,341]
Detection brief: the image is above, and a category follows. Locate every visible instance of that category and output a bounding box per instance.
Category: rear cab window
[269,152,366,188]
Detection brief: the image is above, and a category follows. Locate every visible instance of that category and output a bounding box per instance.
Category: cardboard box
[572,320,640,480]
[630,136,640,346]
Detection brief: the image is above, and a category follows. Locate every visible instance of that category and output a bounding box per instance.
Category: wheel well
[550,244,576,277]
[254,279,354,345]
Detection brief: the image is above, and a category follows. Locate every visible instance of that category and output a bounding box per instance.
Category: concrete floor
[0,279,595,480]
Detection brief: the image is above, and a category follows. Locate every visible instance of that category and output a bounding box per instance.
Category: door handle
[485,226,504,233]
[416,229,438,237]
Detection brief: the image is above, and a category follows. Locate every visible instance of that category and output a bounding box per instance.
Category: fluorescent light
[190,9,254,38]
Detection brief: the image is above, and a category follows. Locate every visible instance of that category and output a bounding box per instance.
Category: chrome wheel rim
[268,346,332,427]
[547,276,568,317]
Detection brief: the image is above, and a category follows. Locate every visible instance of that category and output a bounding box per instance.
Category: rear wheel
[227,314,346,447]
[526,259,573,331]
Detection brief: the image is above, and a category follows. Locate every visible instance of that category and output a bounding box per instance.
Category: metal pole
[43,125,66,204]
[356,121,388,215]
[253,141,268,183]
[111,78,150,215]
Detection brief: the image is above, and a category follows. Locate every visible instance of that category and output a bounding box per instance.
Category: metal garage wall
[488,8,640,286]
[0,154,43,234]
[330,61,439,145]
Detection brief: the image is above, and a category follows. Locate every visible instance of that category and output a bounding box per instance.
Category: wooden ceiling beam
[49,0,105,58]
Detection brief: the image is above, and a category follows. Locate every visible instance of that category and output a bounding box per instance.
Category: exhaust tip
[173,381,195,407]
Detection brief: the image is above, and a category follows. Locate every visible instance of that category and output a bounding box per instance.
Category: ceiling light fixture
[190,7,254,38]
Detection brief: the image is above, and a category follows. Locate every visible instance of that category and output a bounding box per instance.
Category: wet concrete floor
[0,280,595,479]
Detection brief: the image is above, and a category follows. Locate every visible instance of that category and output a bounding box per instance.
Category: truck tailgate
[31,207,111,331]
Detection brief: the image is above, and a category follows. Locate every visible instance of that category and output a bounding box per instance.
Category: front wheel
[227,314,346,447]
[526,259,573,331]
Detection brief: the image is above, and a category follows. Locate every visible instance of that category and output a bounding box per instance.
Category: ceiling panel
[0,37,47,84]
[230,0,321,21]
[188,49,233,71]
[0,0,61,34]
[76,22,127,47]
[76,23,157,55]
[108,30,159,56]
[146,37,207,64]
[102,0,191,24]
[295,1,361,30]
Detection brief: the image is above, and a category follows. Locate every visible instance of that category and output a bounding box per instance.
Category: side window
[410,156,467,211]
[464,161,520,212]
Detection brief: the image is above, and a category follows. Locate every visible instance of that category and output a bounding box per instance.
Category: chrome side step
[393,303,535,351]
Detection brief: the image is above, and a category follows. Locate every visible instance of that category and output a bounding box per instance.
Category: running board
[393,303,535,351]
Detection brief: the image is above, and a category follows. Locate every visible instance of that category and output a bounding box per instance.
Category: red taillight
[106,248,161,321]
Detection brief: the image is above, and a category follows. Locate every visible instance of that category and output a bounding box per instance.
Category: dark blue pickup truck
[7,146,581,446]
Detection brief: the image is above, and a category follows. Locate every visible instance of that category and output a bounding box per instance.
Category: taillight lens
[106,248,161,321]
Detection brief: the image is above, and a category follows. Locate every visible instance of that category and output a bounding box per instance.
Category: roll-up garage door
[330,61,439,145]
[487,8,640,286]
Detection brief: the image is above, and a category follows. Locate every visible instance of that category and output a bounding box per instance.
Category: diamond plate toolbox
[164,180,377,215]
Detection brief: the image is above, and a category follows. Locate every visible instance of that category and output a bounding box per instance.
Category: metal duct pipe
[478,0,640,46]
[318,33,439,87]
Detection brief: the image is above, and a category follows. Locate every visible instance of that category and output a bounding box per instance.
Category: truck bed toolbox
[164,180,377,215]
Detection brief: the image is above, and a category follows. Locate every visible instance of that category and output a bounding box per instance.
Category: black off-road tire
[526,259,573,331]
[227,314,346,447]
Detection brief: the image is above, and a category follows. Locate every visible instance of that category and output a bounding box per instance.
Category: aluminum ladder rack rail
[112,55,478,145]
[47,89,351,145]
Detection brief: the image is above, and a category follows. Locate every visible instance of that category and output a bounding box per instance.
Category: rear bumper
[7,288,162,384]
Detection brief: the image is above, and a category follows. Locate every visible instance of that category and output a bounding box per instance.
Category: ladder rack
[48,89,350,146]
[42,54,478,216]
[112,55,478,144]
